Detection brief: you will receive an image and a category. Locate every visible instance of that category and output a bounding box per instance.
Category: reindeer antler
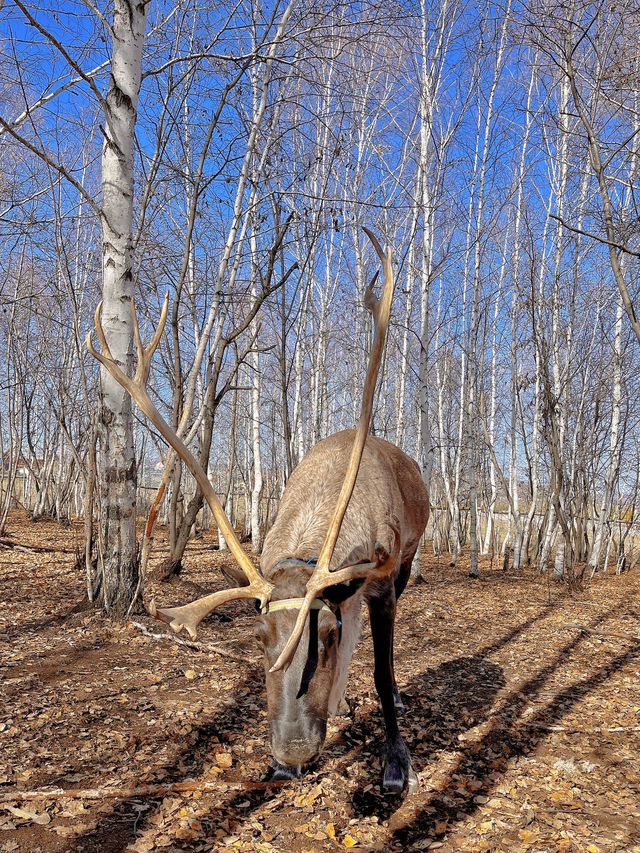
[86,295,274,632]
[270,227,397,672]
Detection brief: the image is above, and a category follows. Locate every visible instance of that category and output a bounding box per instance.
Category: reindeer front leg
[367,589,417,794]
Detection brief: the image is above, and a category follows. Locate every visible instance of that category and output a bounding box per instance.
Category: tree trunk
[96,0,149,614]
[249,226,263,552]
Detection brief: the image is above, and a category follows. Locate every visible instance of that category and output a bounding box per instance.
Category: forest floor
[1,511,640,853]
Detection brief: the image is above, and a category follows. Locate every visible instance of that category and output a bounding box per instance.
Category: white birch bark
[547,75,572,578]
[507,59,536,569]
[450,36,486,562]
[97,0,149,614]
[590,296,624,570]
[415,0,453,505]
[532,185,555,573]
[467,0,511,576]
[249,227,263,552]
[589,94,639,570]
[394,241,416,448]
[482,224,510,557]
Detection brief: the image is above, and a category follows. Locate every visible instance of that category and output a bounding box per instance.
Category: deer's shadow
[347,653,505,819]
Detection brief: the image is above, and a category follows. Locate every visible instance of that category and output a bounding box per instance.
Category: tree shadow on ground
[386,602,639,849]
[349,653,506,821]
[68,602,553,851]
[70,664,271,853]
[2,602,87,644]
[346,600,560,823]
[69,599,636,852]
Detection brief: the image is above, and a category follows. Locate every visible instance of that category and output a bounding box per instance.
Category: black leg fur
[367,586,416,794]
[389,554,417,713]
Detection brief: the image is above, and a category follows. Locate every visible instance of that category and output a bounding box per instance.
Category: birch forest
[1,0,639,606]
[4,2,640,851]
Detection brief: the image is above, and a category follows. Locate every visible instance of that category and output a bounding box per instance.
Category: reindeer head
[256,562,346,768]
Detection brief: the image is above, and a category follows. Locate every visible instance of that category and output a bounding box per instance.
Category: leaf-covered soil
[1,511,639,852]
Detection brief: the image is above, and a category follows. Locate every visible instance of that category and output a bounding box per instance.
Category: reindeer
[87,230,429,793]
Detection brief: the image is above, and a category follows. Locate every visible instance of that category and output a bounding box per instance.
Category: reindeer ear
[322,578,365,604]
[221,564,250,588]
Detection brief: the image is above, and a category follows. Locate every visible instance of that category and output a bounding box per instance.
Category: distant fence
[4,473,639,556]
[427,506,640,554]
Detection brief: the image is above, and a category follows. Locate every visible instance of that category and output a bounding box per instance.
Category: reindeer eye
[320,625,337,649]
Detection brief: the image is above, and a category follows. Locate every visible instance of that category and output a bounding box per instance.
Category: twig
[0,778,287,803]
[519,723,640,733]
[549,213,640,258]
[130,621,257,664]
[131,620,204,650]
[562,623,640,641]
[0,538,73,554]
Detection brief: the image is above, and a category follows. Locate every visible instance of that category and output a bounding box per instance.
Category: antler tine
[270,228,396,673]
[133,294,169,386]
[131,299,145,381]
[361,226,385,260]
[86,298,274,636]
[363,269,380,317]
[148,585,261,640]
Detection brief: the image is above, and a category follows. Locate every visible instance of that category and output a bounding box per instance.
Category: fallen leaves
[214,752,233,768]
[2,513,640,851]
[2,805,50,826]
[518,828,536,843]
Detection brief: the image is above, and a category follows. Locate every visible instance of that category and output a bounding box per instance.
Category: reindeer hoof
[263,761,302,782]
[382,739,414,794]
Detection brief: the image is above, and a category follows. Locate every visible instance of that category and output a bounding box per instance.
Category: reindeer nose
[271,721,324,766]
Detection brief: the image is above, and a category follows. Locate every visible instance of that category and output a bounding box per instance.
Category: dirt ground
[1,512,639,853]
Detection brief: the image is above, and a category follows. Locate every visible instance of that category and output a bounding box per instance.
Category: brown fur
[257,430,429,779]
[261,430,429,577]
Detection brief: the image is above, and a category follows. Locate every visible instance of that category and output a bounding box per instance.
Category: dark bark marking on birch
[105,458,137,484]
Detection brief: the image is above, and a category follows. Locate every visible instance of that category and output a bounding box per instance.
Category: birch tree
[90,0,149,613]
